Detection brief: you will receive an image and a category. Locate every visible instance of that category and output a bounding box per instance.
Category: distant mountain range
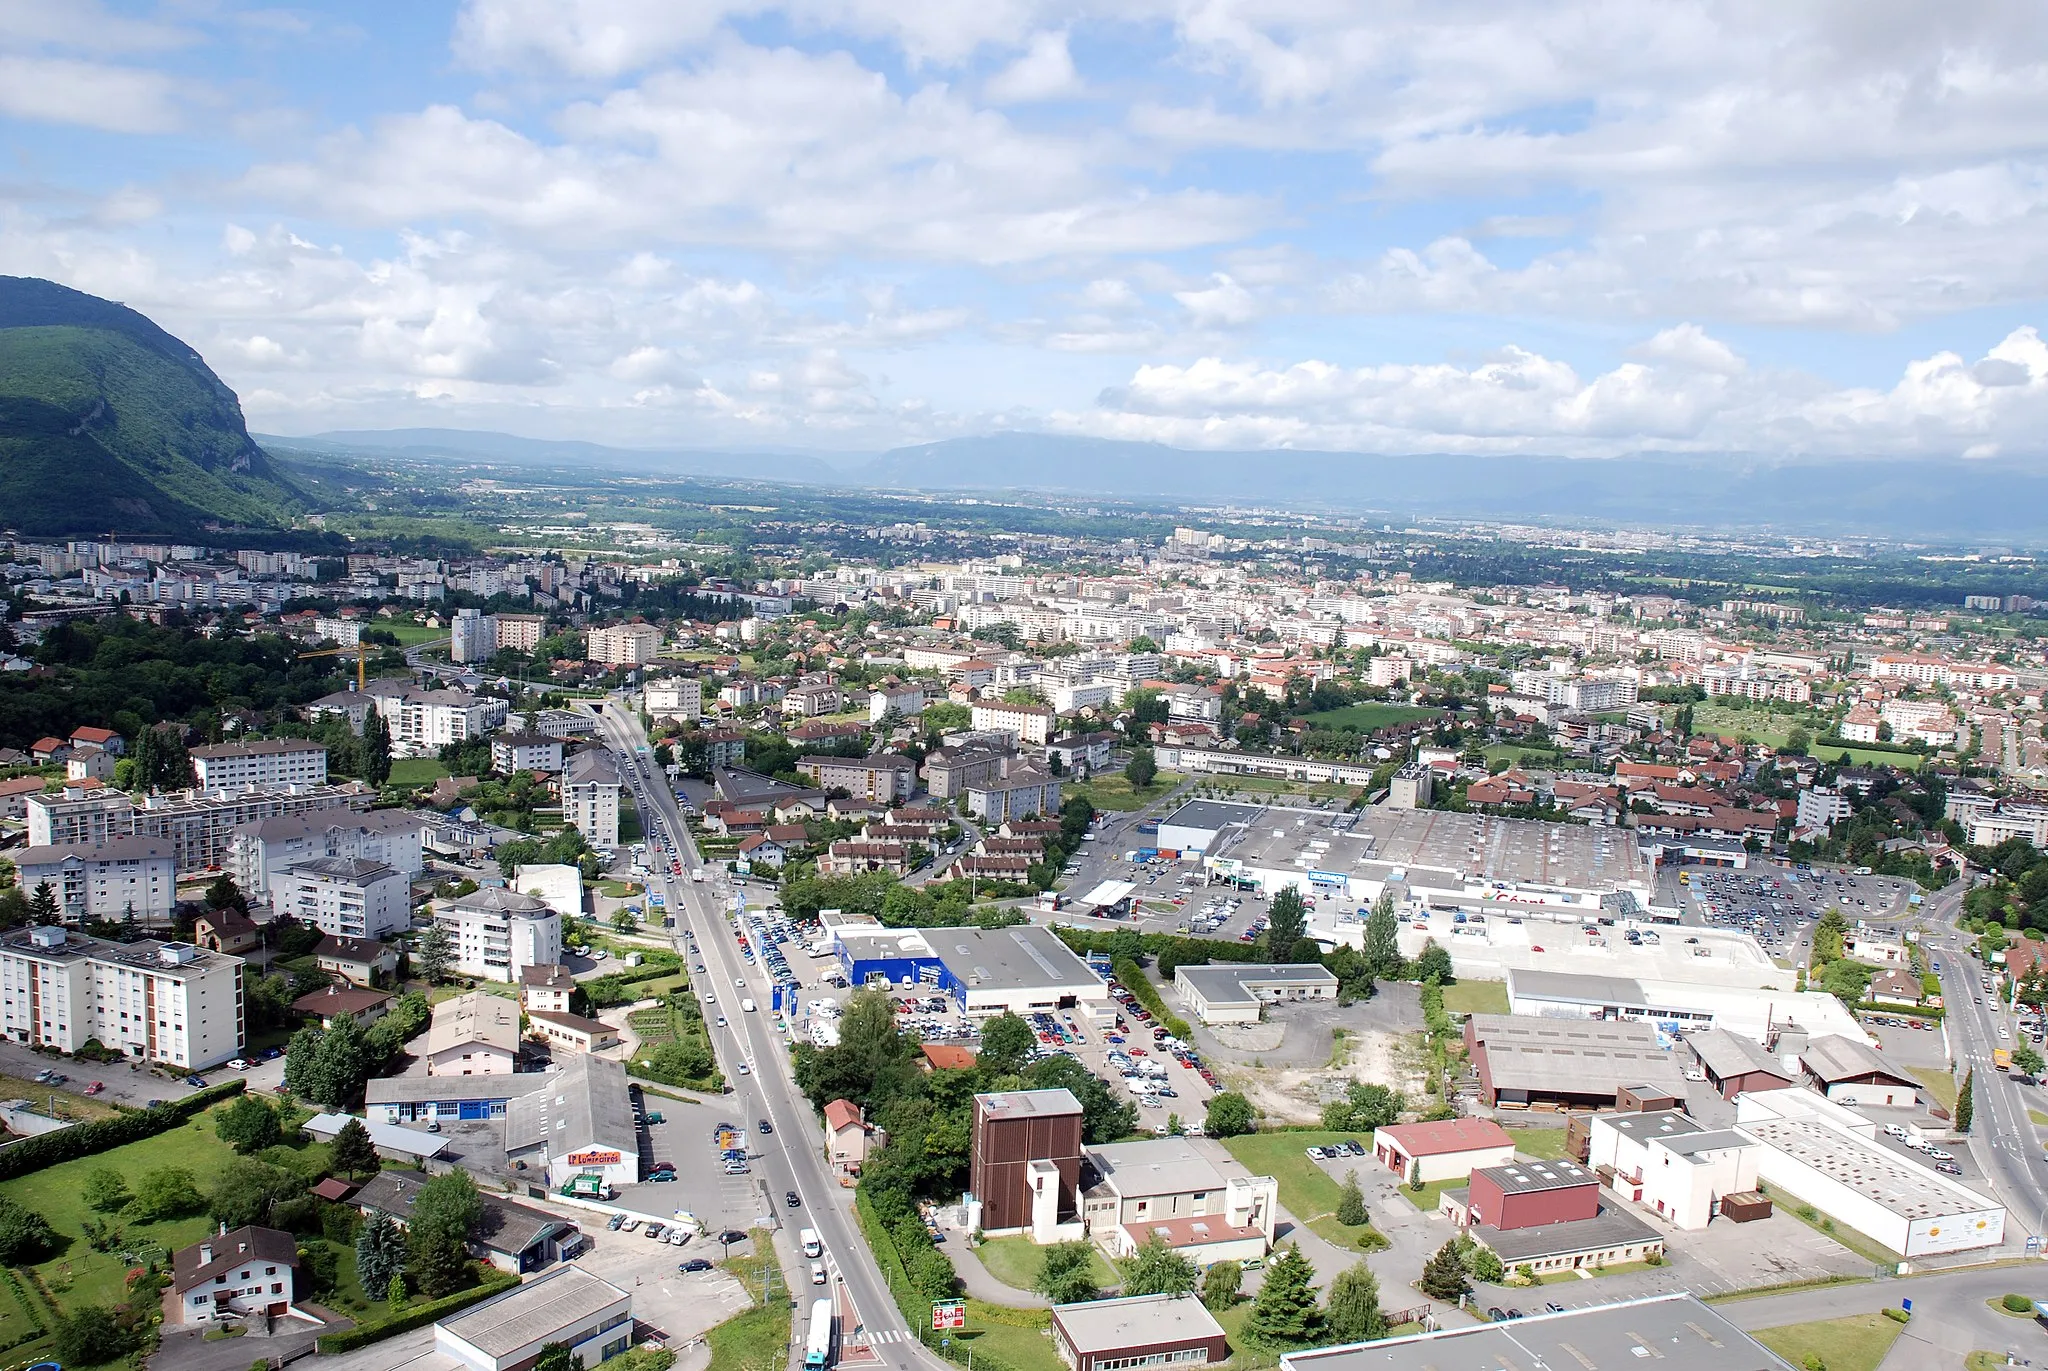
[0,276,305,535]
[285,426,2048,539]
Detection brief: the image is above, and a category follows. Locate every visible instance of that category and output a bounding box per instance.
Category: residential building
[434,886,563,982]
[0,775,44,821]
[425,991,521,1075]
[1798,1034,1919,1107]
[493,614,547,654]
[586,622,662,666]
[305,689,378,735]
[131,782,373,874]
[795,753,916,803]
[370,685,508,751]
[521,963,578,1014]
[490,732,565,774]
[227,809,424,907]
[192,908,261,956]
[530,1011,621,1055]
[25,783,134,848]
[10,837,177,923]
[450,607,497,664]
[971,1088,1085,1240]
[869,679,928,723]
[279,856,412,940]
[1796,787,1853,833]
[826,1098,870,1175]
[292,983,393,1029]
[1079,1137,1277,1262]
[922,742,1012,799]
[965,762,1060,823]
[644,676,703,721]
[972,700,1055,745]
[315,934,399,987]
[0,925,245,1069]
[1051,1293,1227,1371]
[434,1263,633,1371]
[169,1226,300,1324]
[561,749,622,851]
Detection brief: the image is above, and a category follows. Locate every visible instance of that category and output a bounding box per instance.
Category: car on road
[759,1119,773,1134]
[680,1258,714,1272]
[737,1062,750,1075]
[1936,1162,1963,1176]
[786,1190,802,1207]
[83,1081,105,1095]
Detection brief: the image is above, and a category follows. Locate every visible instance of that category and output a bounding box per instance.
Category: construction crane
[299,642,370,691]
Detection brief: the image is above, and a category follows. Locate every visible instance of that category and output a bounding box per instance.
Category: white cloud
[986,31,1082,103]
[1173,273,1258,327]
[0,55,186,133]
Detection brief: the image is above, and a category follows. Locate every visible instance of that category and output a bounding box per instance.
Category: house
[315,934,400,987]
[1799,1034,1920,1108]
[920,1043,978,1072]
[736,833,789,868]
[819,840,912,876]
[825,1097,869,1176]
[170,1226,301,1324]
[356,1170,581,1276]
[0,775,45,821]
[65,745,117,782]
[1372,1118,1516,1185]
[1686,1029,1796,1101]
[193,909,263,956]
[292,984,393,1029]
[521,963,579,1014]
[530,1011,621,1055]
[69,725,123,756]
[1079,1137,1278,1263]
[1868,968,1925,1007]
[425,992,521,1075]
[29,737,70,763]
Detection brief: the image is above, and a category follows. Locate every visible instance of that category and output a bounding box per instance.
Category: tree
[409,1170,484,1297]
[26,881,57,925]
[52,1305,135,1367]
[355,1211,408,1298]
[215,1094,283,1154]
[1414,939,1455,986]
[1243,1244,1320,1349]
[532,1343,576,1371]
[1035,1240,1101,1305]
[1121,1234,1199,1297]
[1201,1260,1242,1312]
[82,1168,129,1214]
[126,1166,204,1222]
[362,709,394,787]
[1205,1091,1256,1138]
[1323,1082,1403,1133]
[332,1116,381,1179]
[1466,1244,1504,1284]
[1957,1068,1975,1133]
[205,874,249,915]
[1125,747,1158,789]
[208,1158,301,1230]
[978,1012,1036,1077]
[1811,908,1849,965]
[2015,1044,2044,1078]
[1323,1261,1388,1344]
[1419,1240,1471,1302]
[1264,887,1308,961]
[1362,892,1403,978]
[1334,1173,1368,1227]
[413,922,454,983]
[308,1013,374,1107]
[283,1025,320,1097]
[0,1199,56,1264]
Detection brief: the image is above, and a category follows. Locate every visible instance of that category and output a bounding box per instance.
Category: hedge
[854,1192,1024,1371]
[0,1077,246,1182]
[1856,1000,1946,1020]
[1109,957,1193,1040]
[313,1268,519,1353]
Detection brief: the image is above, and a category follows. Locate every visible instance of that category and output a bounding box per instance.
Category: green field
[1754,1314,1903,1371]
[1063,771,1187,812]
[389,757,451,785]
[1439,981,1509,1016]
[1690,703,1803,748]
[383,622,448,646]
[1481,744,1570,770]
[1911,1065,1957,1113]
[1504,1127,1568,1160]
[1221,1131,1361,1223]
[973,1235,1120,1294]
[1816,745,1925,771]
[1296,703,1439,733]
[706,1232,789,1371]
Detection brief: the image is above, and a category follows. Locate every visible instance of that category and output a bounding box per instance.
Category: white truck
[801,1228,822,1258]
[692,868,707,883]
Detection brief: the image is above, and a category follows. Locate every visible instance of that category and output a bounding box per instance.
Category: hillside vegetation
[0,276,305,534]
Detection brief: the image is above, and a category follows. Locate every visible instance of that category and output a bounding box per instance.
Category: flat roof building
[831,917,1113,1019]
[972,1089,1084,1241]
[1505,967,1868,1044]
[435,1263,632,1371]
[191,739,328,790]
[1156,800,1265,855]
[1463,1013,1686,1108]
[0,925,244,1070]
[1281,1294,1795,1371]
[1051,1293,1227,1371]
[1171,963,1337,1025]
[1079,1138,1276,1262]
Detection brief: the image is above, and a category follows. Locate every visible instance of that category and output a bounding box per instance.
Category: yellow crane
[299,642,370,691]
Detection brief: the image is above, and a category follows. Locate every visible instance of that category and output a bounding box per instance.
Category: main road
[592,700,942,1371]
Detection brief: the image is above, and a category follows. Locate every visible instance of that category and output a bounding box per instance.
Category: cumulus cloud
[986,31,1082,103]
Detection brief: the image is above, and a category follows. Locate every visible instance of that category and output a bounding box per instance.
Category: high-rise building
[190,740,329,789]
[450,608,498,664]
[586,622,662,666]
[0,925,245,1070]
[561,749,622,850]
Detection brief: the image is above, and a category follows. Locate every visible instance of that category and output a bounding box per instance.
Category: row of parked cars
[1305,1140,1368,1161]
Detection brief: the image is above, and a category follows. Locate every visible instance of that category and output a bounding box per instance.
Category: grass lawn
[1754,1314,1903,1371]
[1821,745,1926,771]
[2032,1109,2048,1127]
[1220,1132,1372,1225]
[1295,703,1439,733]
[973,1235,1119,1294]
[1396,1178,1459,1213]
[1911,1065,1958,1113]
[706,1232,790,1371]
[598,880,646,898]
[1065,771,1187,812]
[1481,744,1571,770]
[959,1300,1062,1371]
[1691,704,1801,749]
[1504,1127,1568,1161]
[382,622,448,646]
[1306,1214,1391,1254]
[1439,981,1509,1016]
[388,756,450,786]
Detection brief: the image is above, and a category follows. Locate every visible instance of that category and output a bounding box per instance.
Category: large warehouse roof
[1468,1013,1686,1096]
[932,925,1101,993]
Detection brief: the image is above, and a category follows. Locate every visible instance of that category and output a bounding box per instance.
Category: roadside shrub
[2004,1293,2033,1313]
[1881,1306,1909,1323]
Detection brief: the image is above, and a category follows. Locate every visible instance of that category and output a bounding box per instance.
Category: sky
[7,0,2048,462]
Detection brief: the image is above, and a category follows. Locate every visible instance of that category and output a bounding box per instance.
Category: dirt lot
[1196,998,1431,1125]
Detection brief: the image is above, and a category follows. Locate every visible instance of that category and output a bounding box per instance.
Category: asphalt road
[595,700,941,1371]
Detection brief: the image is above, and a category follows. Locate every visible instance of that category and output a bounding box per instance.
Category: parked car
[680,1259,714,1272]
[607,1214,626,1230]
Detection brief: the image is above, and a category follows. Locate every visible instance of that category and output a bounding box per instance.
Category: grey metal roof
[1472,1158,1596,1195]
[1800,1033,1914,1087]
[562,748,621,788]
[366,1071,552,1106]
[1470,1206,1663,1264]
[1508,967,1649,1006]
[931,925,1101,992]
[1469,1014,1685,1095]
[1053,1293,1223,1354]
[1174,963,1338,1009]
[435,1263,628,1358]
[1084,1139,1228,1202]
[1688,1028,1792,1081]
[1157,800,1265,835]
[1660,1128,1755,1158]
[504,1053,636,1158]
[977,1088,1083,1121]
[1283,1294,1793,1371]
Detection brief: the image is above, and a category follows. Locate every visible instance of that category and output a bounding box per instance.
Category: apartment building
[493,614,547,654]
[0,925,245,1070]
[11,837,178,923]
[644,676,703,721]
[227,810,425,906]
[450,608,497,664]
[368,684,509,751]
[279,857,411,940]
[490,732,565,774]
[131,783,372,874]
[26,783,134,848]
[561,749,622,850]
[795,753,917,803]
[971,700,1055,746]
[434,887,563,982]
[586,622,662,666]
[190,740,329,789]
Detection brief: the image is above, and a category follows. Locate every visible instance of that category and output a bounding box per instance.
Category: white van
[801,1228,822,1258]
[742,998,758,1013]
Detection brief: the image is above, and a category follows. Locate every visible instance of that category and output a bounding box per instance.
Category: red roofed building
[920,1043,979,1072]
[1372,1118,1517,1185]
[824,1098,869,1176]
[69,725,123,755]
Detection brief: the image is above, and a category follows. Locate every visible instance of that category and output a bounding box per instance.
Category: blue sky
[7,0,2048,460]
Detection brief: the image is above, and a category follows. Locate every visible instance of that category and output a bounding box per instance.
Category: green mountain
[0,276,305,535]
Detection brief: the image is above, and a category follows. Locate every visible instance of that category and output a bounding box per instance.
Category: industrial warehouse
[826,912,1114,1017]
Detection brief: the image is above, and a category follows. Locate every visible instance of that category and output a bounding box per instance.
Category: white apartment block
[370,686,509,751]
[971,700,1055,745]
[11,837,178,923]
[131,784,371,874]
[644,676,703,721]
[1795,788,1853,833]
[279,857,411,940]
[561,749,622,850]
[586,622,662,666]
[490,732,566,774]
[190,740,329,789]
[450,608,497,664]
[433,888,563,982]
[312,616,362,646]
[0,926,245,1070]
[227,810,425,906]
[494,614,547,653]
[27,784,135,848]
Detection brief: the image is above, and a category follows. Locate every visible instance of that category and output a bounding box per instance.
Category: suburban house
[825,1098,869,1176]
[170,1226,302,1324]
[291,984,394,1029]
[425,992,521,1076]
[314,933,400,987]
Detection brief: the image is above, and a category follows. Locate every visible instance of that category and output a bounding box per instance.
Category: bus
[804,1298,835,1369]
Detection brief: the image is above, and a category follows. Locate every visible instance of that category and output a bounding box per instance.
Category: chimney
[198,1243,213,1265]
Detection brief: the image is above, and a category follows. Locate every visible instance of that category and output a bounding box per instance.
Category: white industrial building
[1171,963,1338,1025]
[10,837,178,923]
[434,887,563,982]
[278,856,411,940]
[435,1263,633,1371]
[1504,968,1866,1045]
[1080,1138,1278,1263]
[0,926,245,1069]
[190,739,329,789]
[828,913,1115,1019]
[506,1053,640,1191]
